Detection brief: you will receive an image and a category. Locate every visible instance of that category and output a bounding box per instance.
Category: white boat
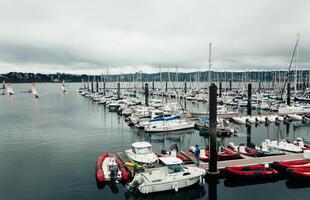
[6,83,14,95]
[125,142,158,165]
[32,83,39,98]
[288,114,303,121]
[279,105,310,114]
[127,157,206,194]
[264,139,303,153]
[144,119,195,133]
[61,81,66,93]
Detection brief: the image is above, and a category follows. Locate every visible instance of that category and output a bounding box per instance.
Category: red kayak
[287,168,310,180]
[226,164,279,179]
[96,153,129,182]
[272,160,310,173]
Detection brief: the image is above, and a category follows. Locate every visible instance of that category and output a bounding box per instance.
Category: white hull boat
[128,157,205,194]
[264,139,303,153]
[125,142,158,165]
[144,119,195,133]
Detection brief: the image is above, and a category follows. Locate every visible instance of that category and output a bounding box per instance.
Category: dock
[198,153,304,169]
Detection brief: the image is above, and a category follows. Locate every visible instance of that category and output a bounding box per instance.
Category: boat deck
[198,153,304,169]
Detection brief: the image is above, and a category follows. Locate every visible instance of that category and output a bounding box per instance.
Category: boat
[6,83,14,95]
[287,167,310,180]
[226,164,279,179]
[227,143,258,157]
[144,118,195,133]
[272,160,310,173]
[127,157,206,194]
[96,153,129,182]
[188,146,241,161]
[31,83,39,98]
[61,81,66,93]
[264,139,303,153]
[125,142,158,165]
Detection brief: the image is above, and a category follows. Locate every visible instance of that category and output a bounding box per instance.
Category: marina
[1,1,310,199]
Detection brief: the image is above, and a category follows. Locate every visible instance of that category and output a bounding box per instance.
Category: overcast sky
[0,0,309,74]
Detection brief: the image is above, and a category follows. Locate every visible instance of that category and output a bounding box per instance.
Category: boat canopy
[132,142,152,149]
[159,157,183,165]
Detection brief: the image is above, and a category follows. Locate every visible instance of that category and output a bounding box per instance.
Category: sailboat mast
[208,43,212,86]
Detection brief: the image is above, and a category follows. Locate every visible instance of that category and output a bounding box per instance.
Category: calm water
[0,83,309,200]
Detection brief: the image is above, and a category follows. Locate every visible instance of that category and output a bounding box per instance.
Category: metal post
[184,82,187,94]
[229,80,232,91]
[208,83,218,174]
[219,82,222,97]
[247,83,252,116]
[246,125,252,147]
[165,81,168,93]
[145,83,149,106]
[152,81,155,91]
[117,82,120,99]
[287,82,290,106]
[259,81,261,91]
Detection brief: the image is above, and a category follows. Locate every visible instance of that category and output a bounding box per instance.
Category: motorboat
[227,142,257,157]
[226,164,279,180]
[127,157,206,194]
[287,167,310,180]
[96,153,129,182]
[144,118,195,133]
[263,139,303,153]
[272,159,310,174]
[125,142,158,165]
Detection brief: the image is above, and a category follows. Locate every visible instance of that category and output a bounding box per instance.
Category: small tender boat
[287,167,310,180]
[272,160,310,173]
[96,153,129,182]
[6,83,14,95]
[227,142,257,157]
[189,146,241,161]
[127,157,206,194]
[226,164,279,179]
[125,142,158,165]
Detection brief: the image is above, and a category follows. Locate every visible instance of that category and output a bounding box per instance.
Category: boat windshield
[136,147,152,155]
[167,164,185,174]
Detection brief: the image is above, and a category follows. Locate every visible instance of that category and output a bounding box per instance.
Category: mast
[208,43,212,86]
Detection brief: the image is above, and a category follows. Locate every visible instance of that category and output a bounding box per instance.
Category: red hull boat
[226,164,279,179]
[287,168,310,180]
[272,160,310,173]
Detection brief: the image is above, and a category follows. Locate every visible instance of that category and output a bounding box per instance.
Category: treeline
[0,70,309,83]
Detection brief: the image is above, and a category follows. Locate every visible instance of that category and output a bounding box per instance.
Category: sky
[0,0,309,74]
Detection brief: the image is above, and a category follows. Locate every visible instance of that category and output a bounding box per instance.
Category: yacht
[125,142,158,165]
[127,157,206,194]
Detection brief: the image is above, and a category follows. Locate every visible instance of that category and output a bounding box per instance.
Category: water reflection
[124,184,206,200]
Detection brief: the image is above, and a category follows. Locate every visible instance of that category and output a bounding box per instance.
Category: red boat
[227,143,257,157]
[206,149,241,161]
[96,153,129,182]
[226,164,279,179]
[287,168,310,180]
[272,160,310,173]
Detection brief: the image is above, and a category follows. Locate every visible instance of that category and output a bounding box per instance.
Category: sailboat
[6,83,14,95]
[32,83,39,98]
[61,81,66,93]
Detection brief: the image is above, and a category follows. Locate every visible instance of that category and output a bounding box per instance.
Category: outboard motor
[110,165,119,182]
[246,119,251,127]
[127,174,144,191]
[275,117,280,126]
[302,115,306,124]
[284,116,290,124]
[264,117,269,126]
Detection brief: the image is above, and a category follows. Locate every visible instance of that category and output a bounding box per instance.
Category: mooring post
[219,82,222,97]
[165,81,168,93]
[208,83,218,175]
[246,125,252,147]
[259,81,261,91]
[184,82,187,94]
[91,78,94,93]
[247,83,252,116]
[287,83,290,106]
[229,80,232,91]
[152,81,155,91]
[117,82,120,100]
[145,83,149,106]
